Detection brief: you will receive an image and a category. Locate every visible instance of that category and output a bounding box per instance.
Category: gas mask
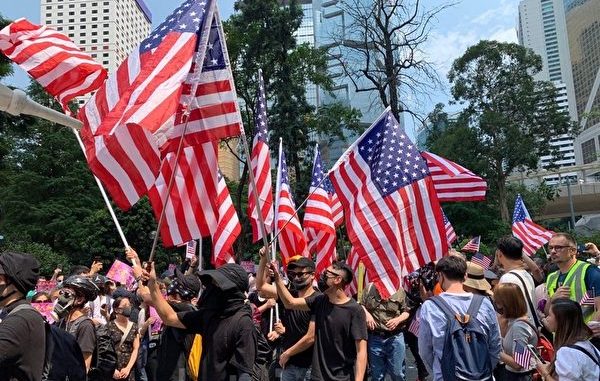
[52,291,75,319]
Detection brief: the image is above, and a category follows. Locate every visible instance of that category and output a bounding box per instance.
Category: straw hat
[463,262,491,292]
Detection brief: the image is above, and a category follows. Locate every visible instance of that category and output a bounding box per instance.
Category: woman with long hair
[493,283,538,381]
[537,298,600,381]
[108,296,140,381]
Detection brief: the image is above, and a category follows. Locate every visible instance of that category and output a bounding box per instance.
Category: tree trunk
[497,176,509,223]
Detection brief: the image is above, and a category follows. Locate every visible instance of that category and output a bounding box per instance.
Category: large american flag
[0,18,107,112]
[275,142,308,265]
[442,211,457,245]
[147,142,219,247]
[512,194,553,256]
[212,170,240,266]
[421,151,487,202]
[79,0,241,210]
[304,146,339,275]
[461,236,480,253]
[329,109,447,298]
[247,69,274,243]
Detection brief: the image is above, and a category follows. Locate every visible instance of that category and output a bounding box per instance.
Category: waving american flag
[512,194,553,256]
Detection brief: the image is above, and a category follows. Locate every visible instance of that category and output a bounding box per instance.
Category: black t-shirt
[0,299,46,381]
[59,314,96,355]
[306,294,367,381]
[156,302,196,381]
[281,289,320,368]
[178,304,257,381]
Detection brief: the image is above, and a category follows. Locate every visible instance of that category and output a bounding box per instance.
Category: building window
[92,39,97,43]
[582,139,597,164]
[68,26,74,30]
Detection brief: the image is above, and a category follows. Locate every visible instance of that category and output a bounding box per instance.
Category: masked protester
[0,251,45,381]
[107,297,140,381]
[57,275,100,372]
[256,249,320,381]
[142,260,257,381]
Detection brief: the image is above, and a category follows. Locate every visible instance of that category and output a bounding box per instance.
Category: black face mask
[317,273,329,292]
[291,276,312,290]
[120,307,132,317]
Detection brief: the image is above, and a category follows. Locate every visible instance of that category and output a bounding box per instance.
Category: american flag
[212,170,240,266]
[79,0,241,210]
[512,194,553,256]
[421,151,487,202]
[275,141,308,265]
[471,252,492,270]
[0,18,107,112]
[461,236,480,253]
[345,248,361,296]
[247,69,274,243]
[513,341,532,369]
[580,289,596,306]
[304,146,339,275]
[328,108,447,298]
[442,211,457,245]
[147,142,219,247]
[408,312,420,336]
[185,240,197,259]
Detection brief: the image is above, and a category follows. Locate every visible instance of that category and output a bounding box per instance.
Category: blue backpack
[430,294,493,381]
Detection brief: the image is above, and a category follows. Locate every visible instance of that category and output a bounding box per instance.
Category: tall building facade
[566,0,600,165]
[41,0,152,106]
[517,0,577,182]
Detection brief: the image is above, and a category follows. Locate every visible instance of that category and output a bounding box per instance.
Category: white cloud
[472,0,519,25]
[489,27,518,43]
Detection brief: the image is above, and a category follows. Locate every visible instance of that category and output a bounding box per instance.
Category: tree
[447,40,574,222]
[326,0,451,121]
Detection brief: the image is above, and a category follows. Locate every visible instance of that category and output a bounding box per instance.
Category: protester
[493,283,537,381]
[0,251,46,381]
[31,291,51,303]
[361,282,410,381]
[90,274,114,325]
[418,255,501,381]
[545,233,600,324]
[256,249,319,381]
[536,298,600,381]
[108,297,140,381]
[137,254,257,381]
[495,236,538,324]
[270,260,368,381]
[57,275,100,372]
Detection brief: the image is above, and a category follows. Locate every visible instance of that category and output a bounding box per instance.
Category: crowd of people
[1,232,600,381]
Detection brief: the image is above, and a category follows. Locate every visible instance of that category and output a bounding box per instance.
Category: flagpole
[70,129,131,251]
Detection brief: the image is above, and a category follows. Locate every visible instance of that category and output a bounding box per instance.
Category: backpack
[88,323,118,381]
[430,294,493,381]
[8,304,87,381]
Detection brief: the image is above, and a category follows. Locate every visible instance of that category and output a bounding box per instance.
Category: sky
[0,0,520,133]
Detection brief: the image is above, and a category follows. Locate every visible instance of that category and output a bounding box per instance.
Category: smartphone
[94,256,102,263]
[577,244,587,253]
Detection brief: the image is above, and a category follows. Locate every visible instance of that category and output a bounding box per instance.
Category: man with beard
[270,261,367,381]
[257,249,320,381]
[141,260,257,381]
[0,251,45,381]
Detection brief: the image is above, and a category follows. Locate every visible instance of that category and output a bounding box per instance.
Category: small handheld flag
[461,236,480,253]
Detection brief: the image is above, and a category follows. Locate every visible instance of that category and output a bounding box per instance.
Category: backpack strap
[568,344,600,366]
[430,295,459,323]
[7,302,36,316]
[466,294,485,318]
[508,271,541,328]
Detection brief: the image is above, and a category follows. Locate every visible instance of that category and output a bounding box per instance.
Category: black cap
[0,251,40,294]
[198,263,248,292]
[174,268,202,295]
[287,257,315,271]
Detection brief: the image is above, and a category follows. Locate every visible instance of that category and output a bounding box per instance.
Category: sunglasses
[325,270,342,278]
[287,271,313,279]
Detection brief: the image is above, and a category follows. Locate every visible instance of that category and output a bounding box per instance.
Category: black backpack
[430,294,493,381]
[8,304,87,381]
[87,323,118,381]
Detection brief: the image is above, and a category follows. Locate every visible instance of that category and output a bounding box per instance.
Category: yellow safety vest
[547,260,594,323]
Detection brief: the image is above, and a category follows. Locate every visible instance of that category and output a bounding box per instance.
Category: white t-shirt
[87,294,112,325]
[555,340,600,381]
[499,270,537,323]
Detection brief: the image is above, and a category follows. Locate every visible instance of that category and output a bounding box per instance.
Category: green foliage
[3,239,70,277]
[0,14,14,80]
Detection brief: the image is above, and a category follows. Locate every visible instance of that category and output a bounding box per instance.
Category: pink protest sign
[32,302,55,324]
[35,280,57,293]
[105,260,136,288]
[149,306,163,335]
[240,261,256,274]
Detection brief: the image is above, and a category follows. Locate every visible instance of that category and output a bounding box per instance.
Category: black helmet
[62,275,99,302]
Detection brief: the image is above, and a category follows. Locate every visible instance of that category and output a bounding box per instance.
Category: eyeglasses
[548,245,575,252]
[325,270,342,279]
[287,271,313,279]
